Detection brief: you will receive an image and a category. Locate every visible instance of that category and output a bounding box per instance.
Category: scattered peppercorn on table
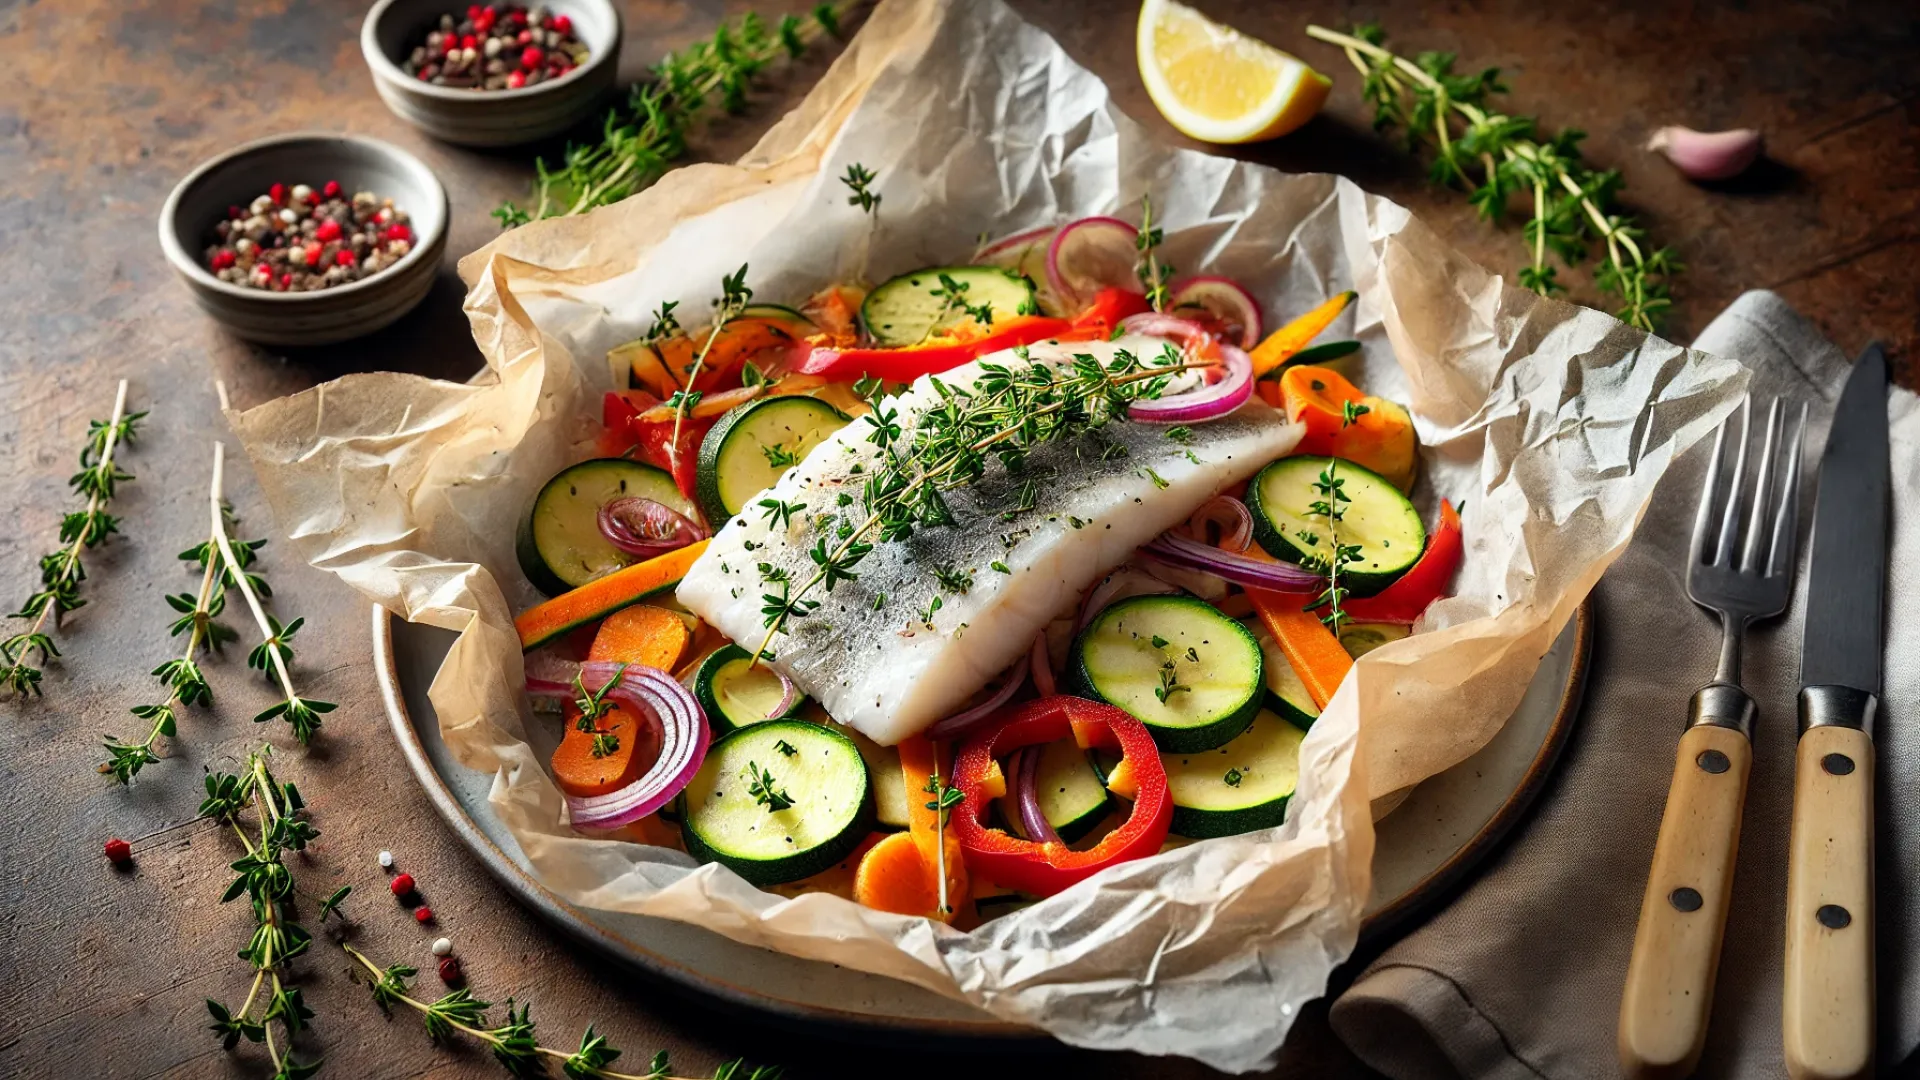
[1,0,1912,1078]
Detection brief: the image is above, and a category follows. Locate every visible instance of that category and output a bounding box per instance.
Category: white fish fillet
[676,337,1304,745]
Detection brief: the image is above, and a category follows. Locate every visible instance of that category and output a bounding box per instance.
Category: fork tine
[1714,397,1753,566]
[1741,398,1786,572]
[1691,406,1734,567]
[1767,401,1810,577]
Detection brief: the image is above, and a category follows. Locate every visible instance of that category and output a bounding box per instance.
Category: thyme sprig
[923,767,965,916]
[1305,402,1370,632]
[840,162,880,214]
[745,761,793,812]
[667,265,754,477]
[1135,195,1172,312]
[343,943,782,1080]
[204,747,351,1080]
[494,4,854,227]
[3,380,143,698]
[1306,24,1680,330]
[747,346,1208,664]
[207,443,336,743]
[99,457,243,783]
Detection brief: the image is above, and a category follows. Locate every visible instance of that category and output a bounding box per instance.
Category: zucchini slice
[994,739,1112,844]
[681,720,872,886]
[1068,595,1264,753]
[516,458,699,596]
[695,396,850,526]
[1339,621,1411,659]
[1247,621,1320,731]
[860,266,1038,347]
[835,721,910,830]
[1164,709,1305,839]
[693,644,809,734]
[1246,455,1426,596]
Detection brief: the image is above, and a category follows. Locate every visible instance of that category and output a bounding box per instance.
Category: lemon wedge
[1137,0,1331,144]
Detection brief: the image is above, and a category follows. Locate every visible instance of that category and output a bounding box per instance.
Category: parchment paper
[227,0,1748,1069]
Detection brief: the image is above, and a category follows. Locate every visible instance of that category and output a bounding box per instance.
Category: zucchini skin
[1169,794,1289,840]
[681,720,873,886]
[1245,455,1424,597]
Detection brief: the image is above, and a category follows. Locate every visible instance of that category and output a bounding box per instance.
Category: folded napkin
[1329,291,1920,1079]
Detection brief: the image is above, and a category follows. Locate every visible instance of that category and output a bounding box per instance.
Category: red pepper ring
[951,695,1172,898]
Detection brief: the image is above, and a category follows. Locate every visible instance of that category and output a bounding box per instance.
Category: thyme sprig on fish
[3,380,142,698]
[343,943,782,1080]
[668,265,754,477]
[1306,23,1680,330]
[493,4,854,227]
[748,347,1213,664]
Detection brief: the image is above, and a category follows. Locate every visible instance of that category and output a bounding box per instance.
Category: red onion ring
[1046,216,1143,309]
[1139,533,1323,594]
[926,660,1027,741]
[1029,633,1056,698]
[1187,495,1254,553]
[1127,341,1253,425]
[1015,745,1061,845]
[973,225,1058,275]
[526,658,711,830]
[1167,276,1263,349]
[1076,570,1176,632]
[1116,312,1217,360]
[599,498,708,558]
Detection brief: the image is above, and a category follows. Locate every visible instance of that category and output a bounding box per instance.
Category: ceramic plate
[374,602,1590,1042]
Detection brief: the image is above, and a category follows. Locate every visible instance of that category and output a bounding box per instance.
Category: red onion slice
[972,225,1058,280]
[1015,746,1061,845]
[1187,495,1254,553]
[1127,342,1253,424]
[925,660,1027,741]
[599,497,708,558]
[1139,532,1323,594]
[1046,216,1144,309]
[1167,276,1263,349]
[526,659,711,831]
[1029,633,1056,698]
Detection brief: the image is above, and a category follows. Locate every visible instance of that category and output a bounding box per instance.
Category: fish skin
[676,337,1304,746]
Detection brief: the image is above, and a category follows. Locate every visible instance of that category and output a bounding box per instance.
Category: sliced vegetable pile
[506,210,1464,925]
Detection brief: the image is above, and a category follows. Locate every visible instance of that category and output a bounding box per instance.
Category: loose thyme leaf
[744,761,794,812]
[840,162,881,213]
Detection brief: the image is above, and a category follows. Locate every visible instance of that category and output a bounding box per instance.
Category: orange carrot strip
[587,604,693,672]
[551,703,654,798]
[515,540,709,651]
[853,831,942,916]
[1249,291,1356,377]
[1239,542,1355,709]
[897,736,971,924]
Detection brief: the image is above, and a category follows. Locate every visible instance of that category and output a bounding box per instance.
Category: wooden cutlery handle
[1619,721,1752,1080]
[1783,723,1876,1080]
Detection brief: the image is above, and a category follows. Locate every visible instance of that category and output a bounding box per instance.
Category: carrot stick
[1249,291,1356,378]
[515,540,709,651]
[550,704,654,798]
[897,736,971,924]
[1238,540,1355,709]
[852,831,941,916]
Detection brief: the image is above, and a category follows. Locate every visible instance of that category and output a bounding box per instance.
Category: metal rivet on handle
[1670,887,1704,913]
[1816,904,1852,930]
[1821,753,1855,776]
[1696,749,1731,774]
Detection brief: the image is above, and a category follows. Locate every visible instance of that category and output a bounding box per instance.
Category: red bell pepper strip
[950,695,1172,897]
[797,315,1103,382]
[630,414,715,499]
[1340,499,1463,625]
[1069,286,1151,338]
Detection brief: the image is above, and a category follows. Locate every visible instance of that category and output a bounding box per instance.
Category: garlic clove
[1647,125,1764,181]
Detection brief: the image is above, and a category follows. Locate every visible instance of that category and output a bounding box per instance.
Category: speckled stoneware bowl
[362,0,622,147]
[158,132,449,346]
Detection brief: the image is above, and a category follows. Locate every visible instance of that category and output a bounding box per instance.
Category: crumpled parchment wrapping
[227,0,1748,1069]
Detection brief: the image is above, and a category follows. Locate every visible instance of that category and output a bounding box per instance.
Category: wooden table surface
[2,1,1912,1078]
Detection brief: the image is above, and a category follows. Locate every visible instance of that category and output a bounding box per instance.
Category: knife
[1783,343,1889,1080]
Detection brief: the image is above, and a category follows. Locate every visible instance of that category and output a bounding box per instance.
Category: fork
[1618,396,1809,1080]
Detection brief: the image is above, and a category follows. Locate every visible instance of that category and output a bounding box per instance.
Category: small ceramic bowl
[362,0,622,147]
[158,132,449,346]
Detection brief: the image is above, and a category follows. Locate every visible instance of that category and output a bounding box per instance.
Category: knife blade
[1800,343,1890,696]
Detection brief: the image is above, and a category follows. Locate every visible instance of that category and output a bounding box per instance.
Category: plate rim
[372,599,1592,1042]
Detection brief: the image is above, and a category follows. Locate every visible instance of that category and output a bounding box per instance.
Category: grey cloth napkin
[1329,291,1920,1079]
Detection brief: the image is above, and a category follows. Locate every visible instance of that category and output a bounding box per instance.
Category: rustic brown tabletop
[2,1,1913,1078]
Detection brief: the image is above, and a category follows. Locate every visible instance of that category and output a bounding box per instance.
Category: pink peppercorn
[304,246,323,268]
[461,33,477,49]
[314,219,342,242]
[227,204,244,219]
[278,272,293,289]
[211,250,237,270]
[390,872,416,897]
[516,28,532,44]
[521,45,543,69]
[105,838,132,865]
[269,183,287,205]
[384,222,414,243]
[336,249,357,267]
[414,906,435,924]
[322,179,342,198]
[506,70,526,89]
[437,957,463,984]
[551,13,572,33]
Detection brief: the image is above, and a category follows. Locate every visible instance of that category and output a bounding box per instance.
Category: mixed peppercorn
[204,181,415,293]
[402,4,588,90]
